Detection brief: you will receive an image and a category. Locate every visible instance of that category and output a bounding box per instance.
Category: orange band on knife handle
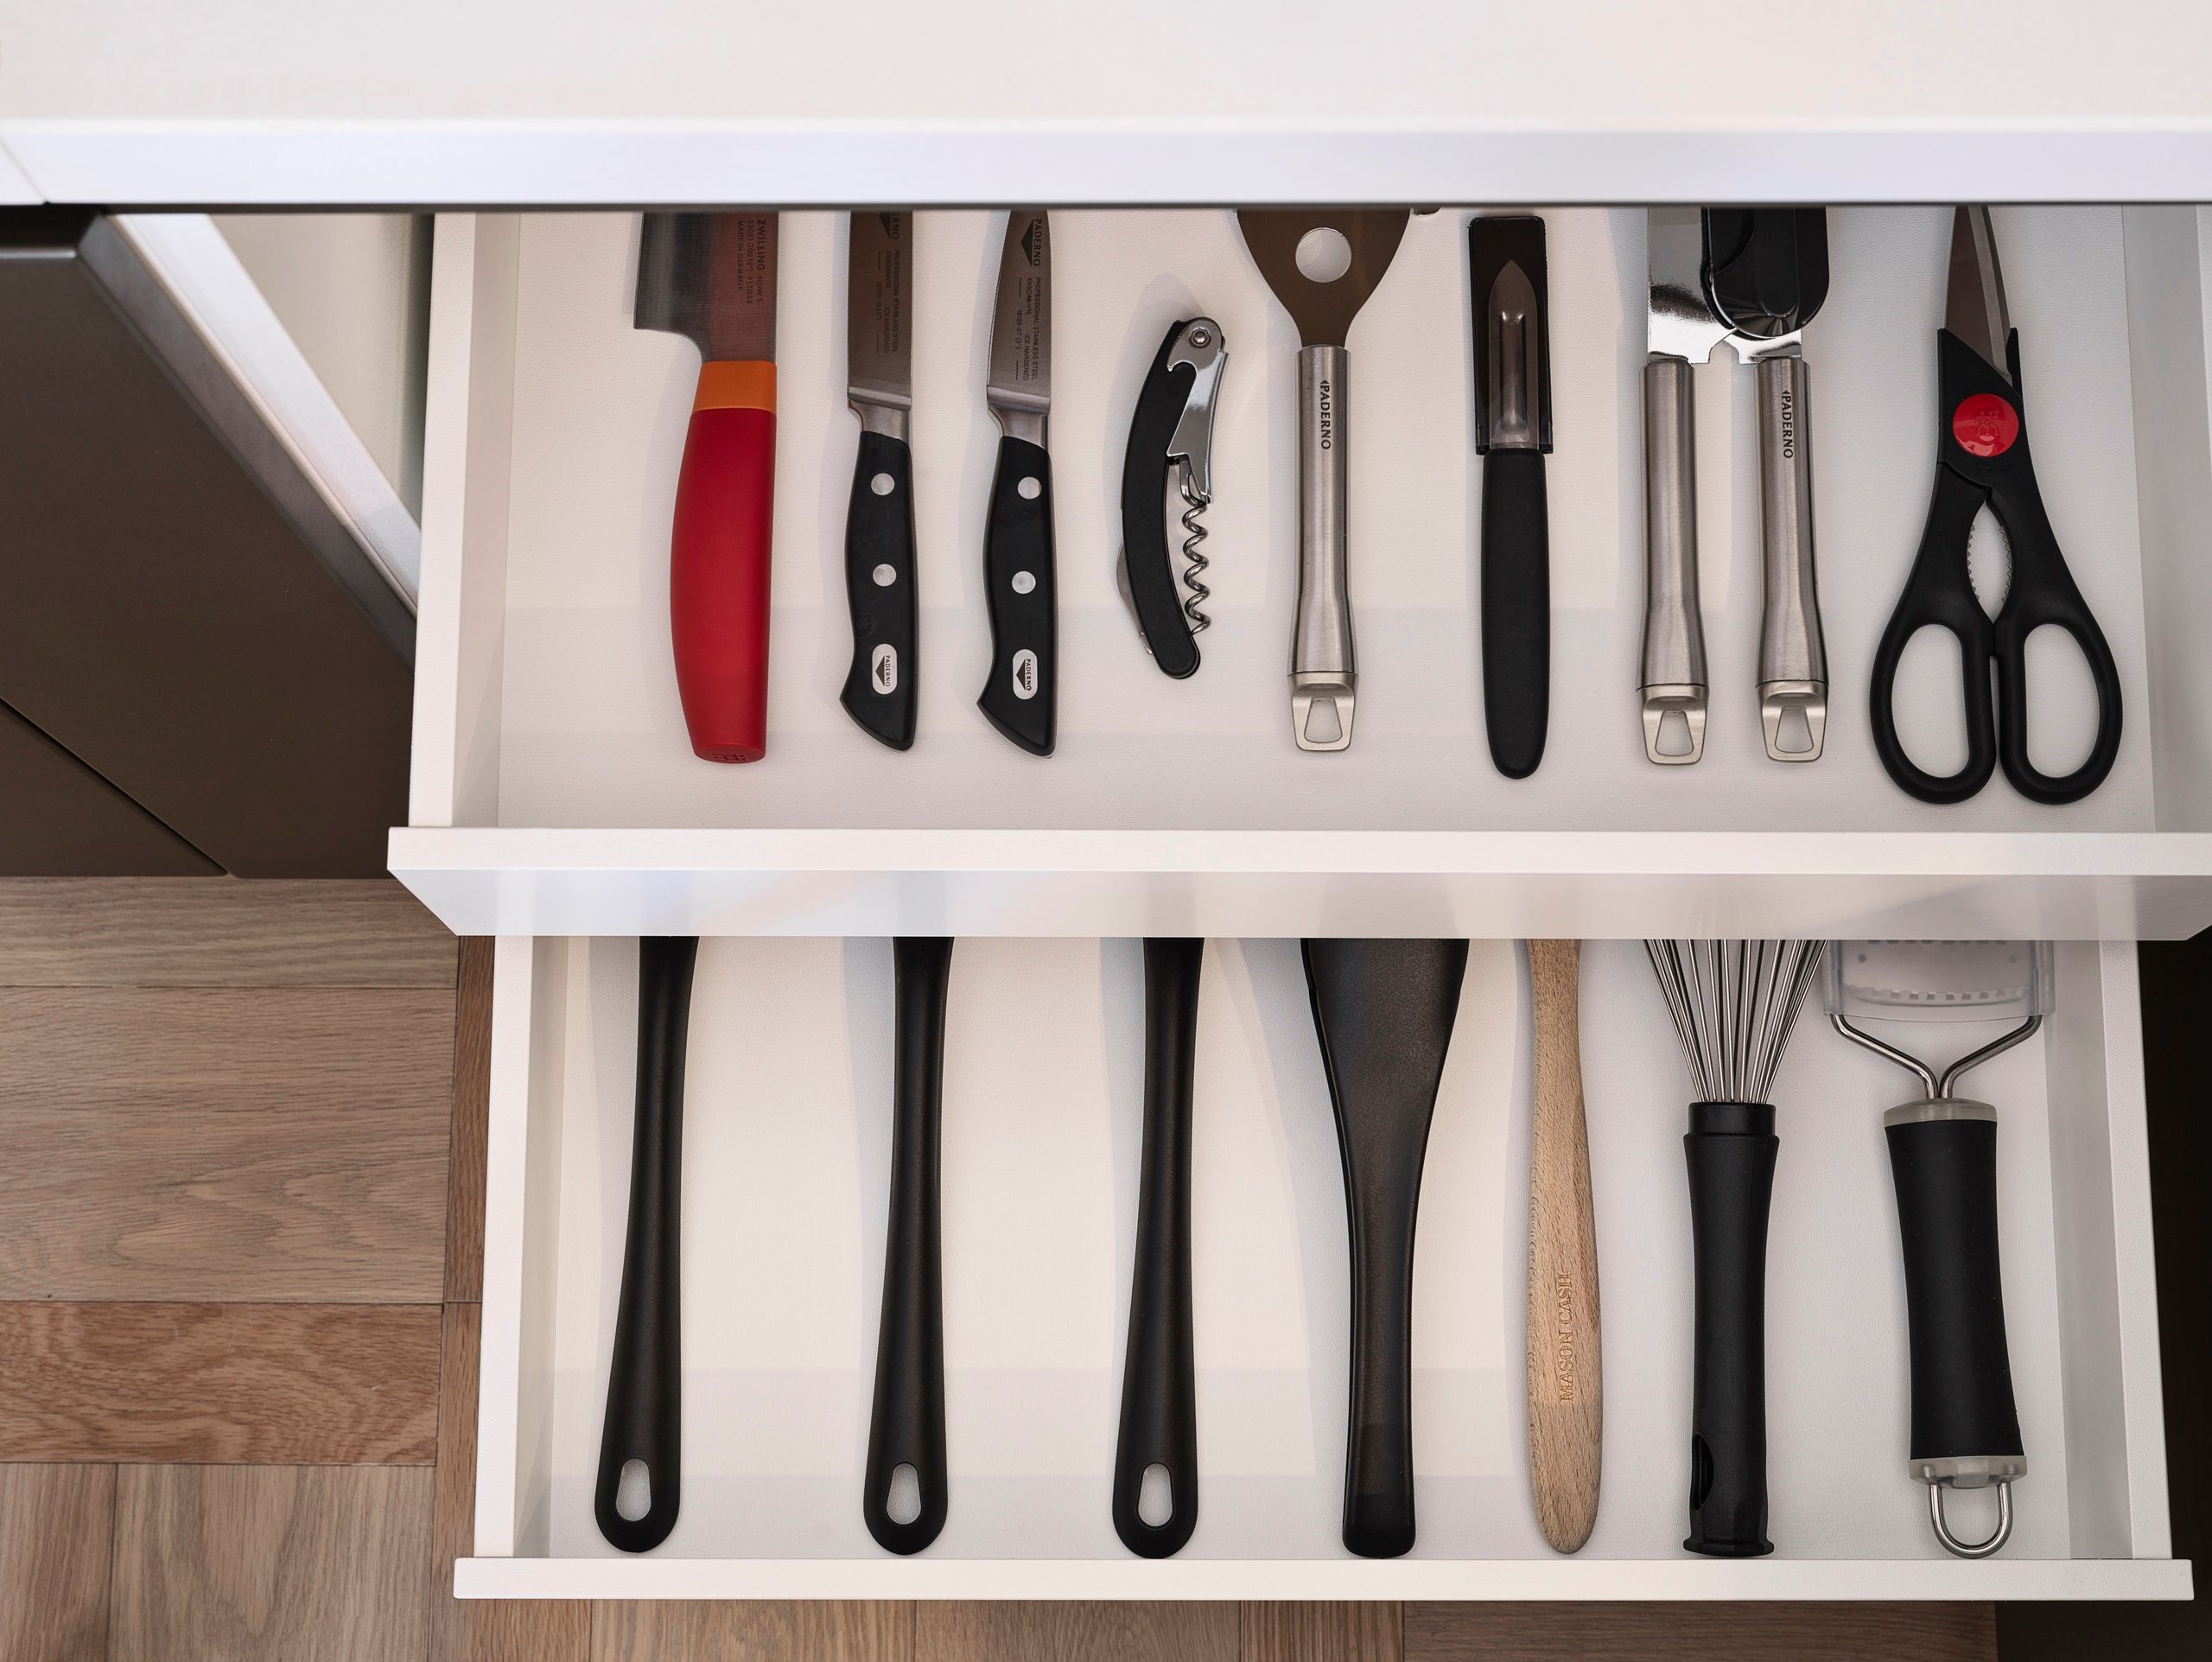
[693,360,777,412]
[670,360,776,762]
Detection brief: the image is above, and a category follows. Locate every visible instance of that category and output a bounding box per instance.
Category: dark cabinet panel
[0,699,216,875]
[0,210,413,877]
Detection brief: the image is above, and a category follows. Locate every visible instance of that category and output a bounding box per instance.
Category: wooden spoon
[1526,938,1601,1551]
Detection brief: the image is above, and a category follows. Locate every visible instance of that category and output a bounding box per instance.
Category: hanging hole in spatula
[884,1462,922,1526]
[1137,1463,1174,1528]
[1654,708,1694,758]
[615,1459,653,1523]
[1295,227,1353,283]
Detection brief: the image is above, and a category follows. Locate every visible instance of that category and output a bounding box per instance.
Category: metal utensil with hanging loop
[1236,210,1411,752]
[1827,939,2047,1558]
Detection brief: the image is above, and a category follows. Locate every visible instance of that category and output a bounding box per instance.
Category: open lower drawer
[458,933,2185,1599]
[394,205,2212,942]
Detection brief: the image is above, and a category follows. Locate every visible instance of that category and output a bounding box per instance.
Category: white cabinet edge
[452,1552,2194,1602]
[0,135,39,204]
[15,122,2212,208]
[110,213,420,603]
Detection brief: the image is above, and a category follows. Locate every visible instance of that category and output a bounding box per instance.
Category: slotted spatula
[1238,211,1411,753]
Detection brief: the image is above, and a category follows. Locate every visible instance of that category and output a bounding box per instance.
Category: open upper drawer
[459,934,2183,1598]
[392,207,2212,939]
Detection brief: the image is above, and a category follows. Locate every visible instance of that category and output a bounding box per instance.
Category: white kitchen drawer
[392,205,2212,941]
[458,933,2186,1600]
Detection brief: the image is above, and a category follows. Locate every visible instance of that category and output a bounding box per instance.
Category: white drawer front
[461,935,2186,1599]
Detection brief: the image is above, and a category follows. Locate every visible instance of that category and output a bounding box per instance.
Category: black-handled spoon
[1113,938,1204,1557]
[594,935,699,1553]
[863,937,954,1552]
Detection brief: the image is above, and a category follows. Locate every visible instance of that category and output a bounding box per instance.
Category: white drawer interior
[397,206,2212,941]
[463,935,2183,1599]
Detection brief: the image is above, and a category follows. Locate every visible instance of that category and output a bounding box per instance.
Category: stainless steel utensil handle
[1292,343,1354,752]
[1641,356,1707,765]
[1754,353,1827,761]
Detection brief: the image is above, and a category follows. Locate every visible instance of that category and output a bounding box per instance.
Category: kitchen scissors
[1869,207,2122,806]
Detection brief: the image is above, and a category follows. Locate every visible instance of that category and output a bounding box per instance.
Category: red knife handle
[670,360,776,763]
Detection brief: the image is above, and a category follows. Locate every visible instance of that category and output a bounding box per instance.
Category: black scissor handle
[1872,460,1999,805]
[1982,436,2124,806]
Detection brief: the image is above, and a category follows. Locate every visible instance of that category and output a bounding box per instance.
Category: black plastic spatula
[1302,937,1470,1557]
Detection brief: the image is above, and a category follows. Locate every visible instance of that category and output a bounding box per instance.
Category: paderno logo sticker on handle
[1011,649,1039,699]
[870,644,898,693]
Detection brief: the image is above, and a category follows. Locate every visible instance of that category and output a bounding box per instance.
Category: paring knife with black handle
[842,211,919,750]
[864,937,954,1553]
[1113,938,1204,1557]
[594,936,699,1553]
[1468,215,1554,780]
[976,210,1056,756]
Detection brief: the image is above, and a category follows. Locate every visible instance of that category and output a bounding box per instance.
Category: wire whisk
[1645,939,1827,1105]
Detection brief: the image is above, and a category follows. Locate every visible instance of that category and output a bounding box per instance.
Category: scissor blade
[1945,206,2012,382]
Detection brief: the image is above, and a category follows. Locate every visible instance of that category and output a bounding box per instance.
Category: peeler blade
[1827,941,2052,1025]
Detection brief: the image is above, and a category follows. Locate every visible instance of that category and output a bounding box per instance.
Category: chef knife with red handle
[637,213,779,763]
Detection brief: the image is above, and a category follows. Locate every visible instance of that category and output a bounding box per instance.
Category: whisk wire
[1646,939,1826,1105]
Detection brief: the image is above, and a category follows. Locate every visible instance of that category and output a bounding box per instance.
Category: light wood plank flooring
[0,878,2002,1660]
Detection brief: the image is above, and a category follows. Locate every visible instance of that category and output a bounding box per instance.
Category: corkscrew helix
[1119,316,1228,679]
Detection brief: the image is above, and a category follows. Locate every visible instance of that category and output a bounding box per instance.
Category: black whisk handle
[1683,1098,1777,1557]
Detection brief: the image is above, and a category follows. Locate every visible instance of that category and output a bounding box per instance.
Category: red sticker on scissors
[1952,392,2020,458]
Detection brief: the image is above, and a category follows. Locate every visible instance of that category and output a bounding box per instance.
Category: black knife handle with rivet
[841,430,920,750]
[976,435,1056,755]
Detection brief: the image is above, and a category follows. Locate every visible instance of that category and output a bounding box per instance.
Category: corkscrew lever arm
[1119,316,1228,679]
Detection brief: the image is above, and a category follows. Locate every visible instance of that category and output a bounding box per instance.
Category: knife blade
[635,212,779,764]
[1469,215,1553,780]
[976,210,1056,756]
[842,211,919,751]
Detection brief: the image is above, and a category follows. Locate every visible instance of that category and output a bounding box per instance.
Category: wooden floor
[0,880,2001,1661]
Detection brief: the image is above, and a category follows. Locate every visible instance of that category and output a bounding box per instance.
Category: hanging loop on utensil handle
[1682,1098,1776,1557]
[1641,357,1707,764]
[863,938,955,1555]
[1113,939,1205,1558]
[1292,343,1355,751]
[594,936,700,1553]
[1754,353,1827,761]
[1886,1104,2025,1557]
